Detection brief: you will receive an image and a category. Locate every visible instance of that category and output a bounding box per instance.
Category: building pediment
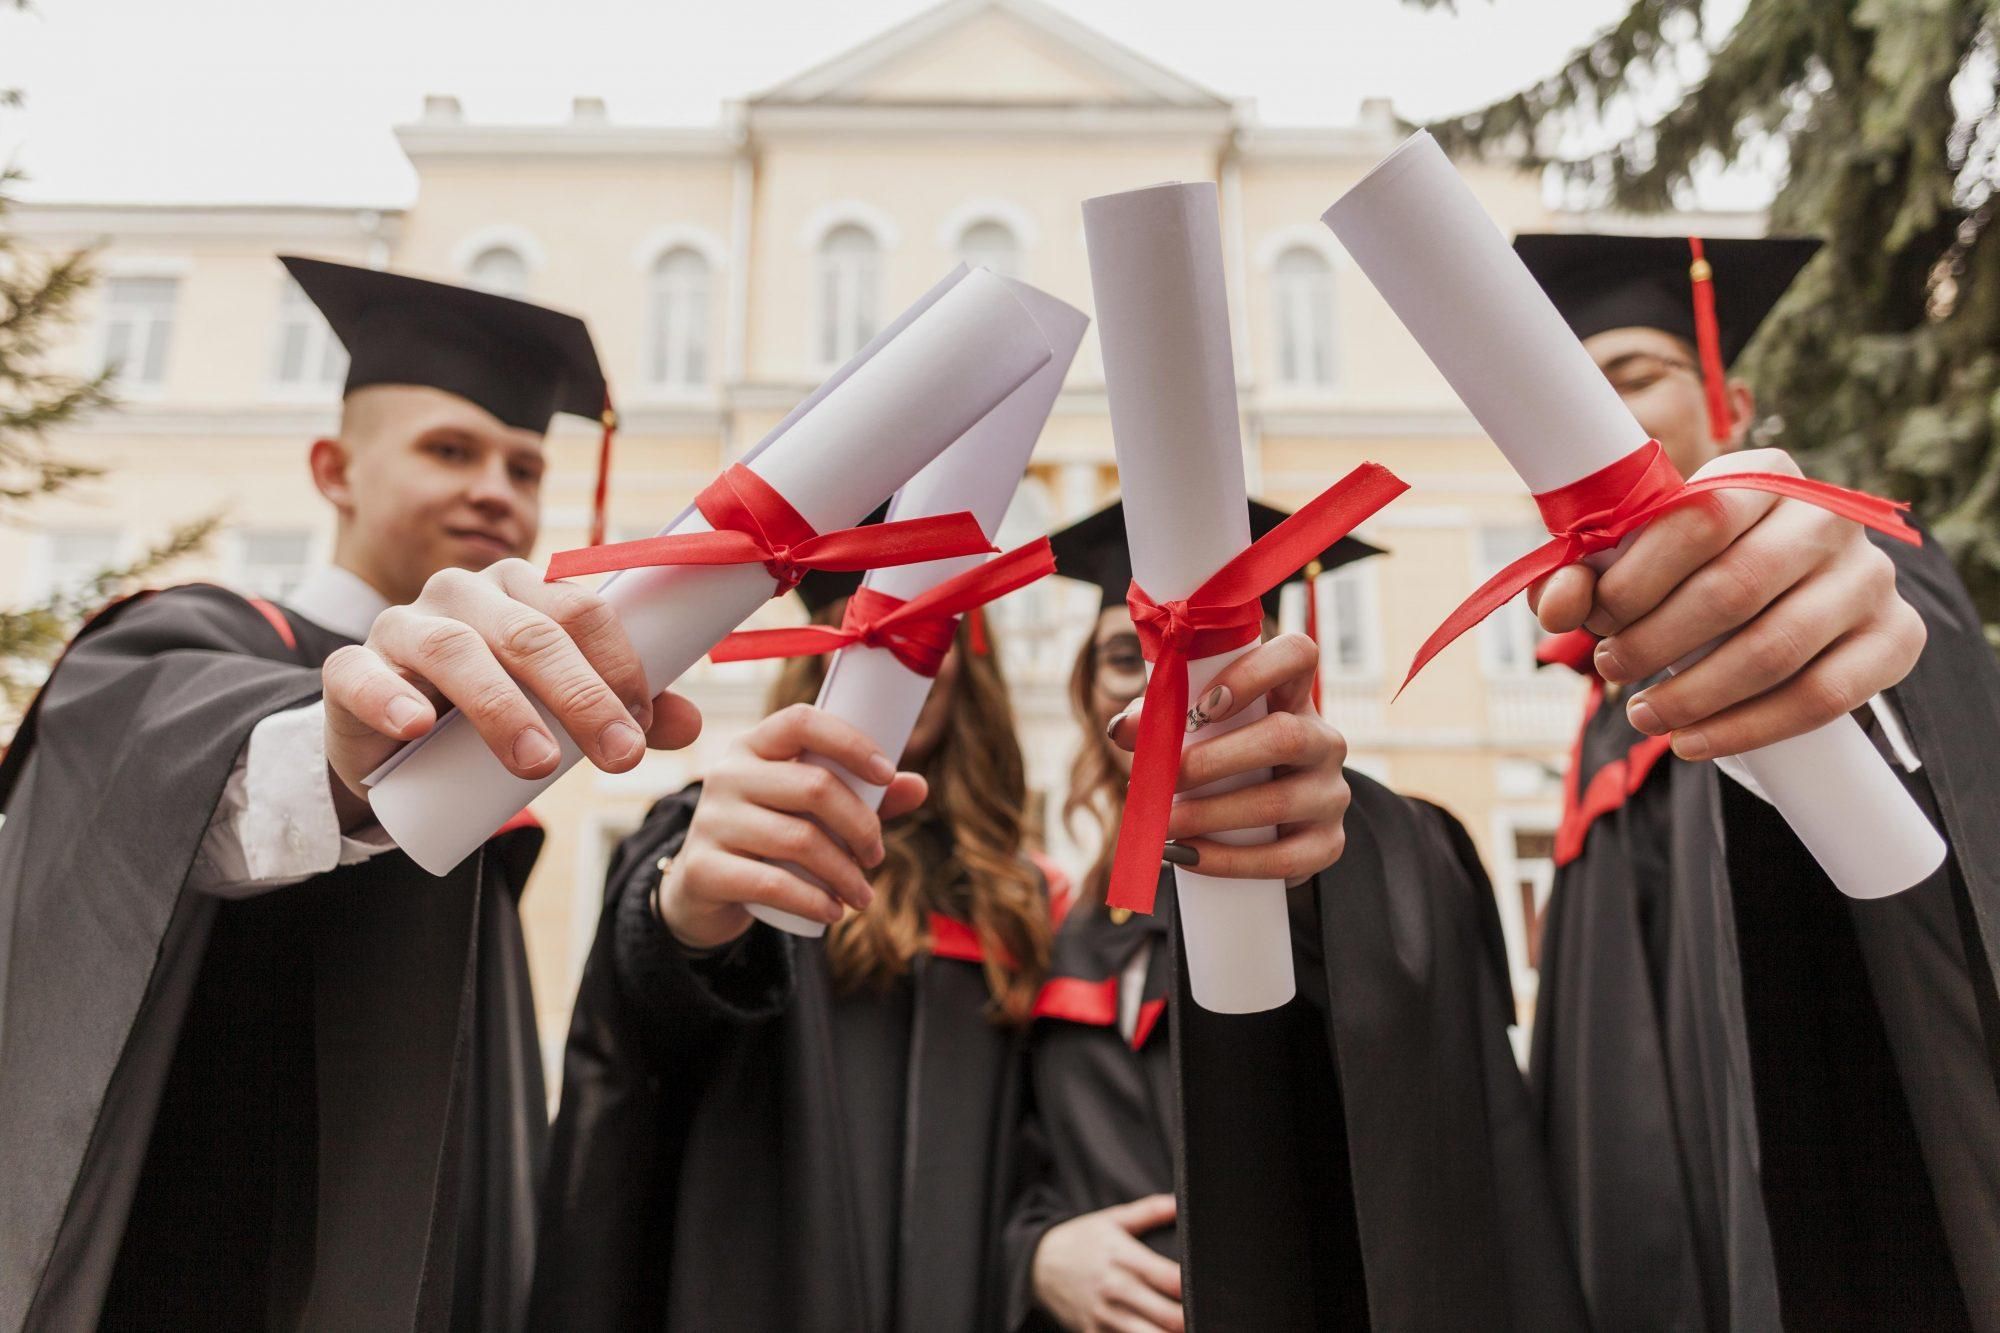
[754,0,1227,109]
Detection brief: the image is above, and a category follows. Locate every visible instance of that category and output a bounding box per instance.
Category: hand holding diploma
[1107,631,1352,886]
[321,557,704,825]
[1528,446,1927,761]
[652,705,931,950]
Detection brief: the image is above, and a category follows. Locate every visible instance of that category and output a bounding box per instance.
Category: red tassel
[1687,238,1732,443]
[968,604,990,657]
[1302,561,1323,711]
[590,390,617,549]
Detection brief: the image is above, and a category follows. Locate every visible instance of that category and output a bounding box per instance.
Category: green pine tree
[1415,0,2000,635]
[1,48,217,728]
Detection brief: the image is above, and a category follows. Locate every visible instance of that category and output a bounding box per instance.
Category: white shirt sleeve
[188,701,396,898]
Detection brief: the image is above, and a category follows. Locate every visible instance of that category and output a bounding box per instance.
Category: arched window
[646,247,711,388]
[1272,246,1337,388]
[468,245,529,297]
[816,223,882,367]
[956,218,1021,280]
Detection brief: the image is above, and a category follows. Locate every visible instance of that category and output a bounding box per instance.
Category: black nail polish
[1162,842,1200,867]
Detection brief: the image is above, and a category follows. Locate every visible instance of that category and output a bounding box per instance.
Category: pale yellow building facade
[11,0,1710,1067]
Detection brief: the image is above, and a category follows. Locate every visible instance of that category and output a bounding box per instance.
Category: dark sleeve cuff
[611,837,795,1035]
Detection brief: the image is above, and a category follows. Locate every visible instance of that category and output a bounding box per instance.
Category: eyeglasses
[1602,352,1699,399]
[1093,631,1147,702]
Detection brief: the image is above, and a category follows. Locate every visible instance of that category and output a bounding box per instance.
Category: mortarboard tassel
[1302,560,1323,711]
[967,604,990,657]
[1687,238,1733,443]
[590,391,617,549]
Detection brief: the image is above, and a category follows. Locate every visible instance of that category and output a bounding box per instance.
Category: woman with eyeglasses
[1001,500,1588,1333]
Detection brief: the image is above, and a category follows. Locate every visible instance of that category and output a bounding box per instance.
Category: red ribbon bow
[1108,462,1410,915]
[1399,439,1921,693]
[708,537,1056,677]
[546,465,996,594]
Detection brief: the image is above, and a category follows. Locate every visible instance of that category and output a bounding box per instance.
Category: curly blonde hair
[765,607,1050,1026]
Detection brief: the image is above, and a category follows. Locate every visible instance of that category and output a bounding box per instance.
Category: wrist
[328,764,374,833]
[654,857,753,952]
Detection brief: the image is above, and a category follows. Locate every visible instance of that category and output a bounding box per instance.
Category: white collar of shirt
[285,565,392,642]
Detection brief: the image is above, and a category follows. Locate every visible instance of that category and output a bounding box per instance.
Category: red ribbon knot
[1107,462,1410,916]
[544,464,997,597]
[708,536,1056,678]
[1398,439,1921,694]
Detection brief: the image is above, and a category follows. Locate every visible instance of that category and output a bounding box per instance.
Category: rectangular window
[1512,826,1557,969]
[41,527,121,598]
[1316,563,1378,679]
[1477,525,1549,676]
[100,276,180,386]
[270,277,347,387]
[238,528,313,600]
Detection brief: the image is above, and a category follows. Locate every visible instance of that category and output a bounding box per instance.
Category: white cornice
[12,203,403,245]
[746,102,1236,140]
[394,123,740,162]
[1234,124,1404,162]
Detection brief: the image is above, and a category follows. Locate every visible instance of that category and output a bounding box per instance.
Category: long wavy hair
[1063,629,1128,912]
[765,606,1049,1026]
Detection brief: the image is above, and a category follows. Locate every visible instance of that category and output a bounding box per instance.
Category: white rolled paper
[366,266,1055,875]
[1324,131,1945,899]
[752,278,1089,936]
[1084,181,1297,1015]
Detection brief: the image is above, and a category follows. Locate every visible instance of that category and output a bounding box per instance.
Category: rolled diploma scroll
[1323,131,1945,899]
[366,266,1055,876]
[1084,181,1295,1014]
[751,278,1090,936]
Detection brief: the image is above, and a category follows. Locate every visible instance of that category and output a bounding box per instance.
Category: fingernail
[1594,642,1627,681]
[865,752,896,784]
[386,696,424,732]
[1626,695,1662,735]
[1674,729,1710,760]
[1162,841,1200,867]
[512,728,560,771]
[1187,685,1230,733]
[600,719,644,765]
[1105,708,1131,741]
[629,697,654,731]
[865,841,886,868]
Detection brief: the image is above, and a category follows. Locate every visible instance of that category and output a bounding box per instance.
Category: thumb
[877,771,930,822]
[1108,1193,1177,1235]
[1529,563,1597,634]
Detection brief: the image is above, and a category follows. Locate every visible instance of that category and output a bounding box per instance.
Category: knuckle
[799,765,840,804]
[421,565,475,602]
[1805,669,1859,722]
[416,618,479,667]
[497,611,566,661]
[467,678,525,726]
[1267,711,1310,761]
[776,819,816,858]
[1706,553,1768,625]
[1744,618,1808,682]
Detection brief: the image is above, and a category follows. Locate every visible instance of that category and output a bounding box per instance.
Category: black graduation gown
[998,884,1178,1330]
[529,785,1035,1333]
[1002,777,1589,1332]
[1530,531,2000,1331]
[0,584,546,1333]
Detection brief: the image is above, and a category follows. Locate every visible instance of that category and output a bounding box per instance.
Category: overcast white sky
[1,0,1759,207]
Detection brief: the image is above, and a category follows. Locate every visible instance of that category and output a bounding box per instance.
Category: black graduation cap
[1047,498,1385,620]
[793,503,891,617]
[279,255,610,437]
[1514,233,1821,440]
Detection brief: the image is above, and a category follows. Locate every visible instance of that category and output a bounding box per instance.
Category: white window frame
[1491,808,1561,1008]
[33,526,125,600]
[1475,524,1551,678]
[801,202,898,373]
[643,247,713,393]
[813,224,884,372]
[266,276,348,398]
[1314,559,1381,682]
[1271,246,1338,390]
[97,268,184,395]
[232,526,318,601]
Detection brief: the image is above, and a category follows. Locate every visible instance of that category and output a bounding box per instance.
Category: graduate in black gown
[0,258,702,1331]
[530,578,1056,1332]
[1516,233,2000,1330]
[1002,501,1587,1333]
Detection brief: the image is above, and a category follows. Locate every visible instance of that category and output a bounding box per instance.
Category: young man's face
[1583,325,1753,479]
[315,384,547,604]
